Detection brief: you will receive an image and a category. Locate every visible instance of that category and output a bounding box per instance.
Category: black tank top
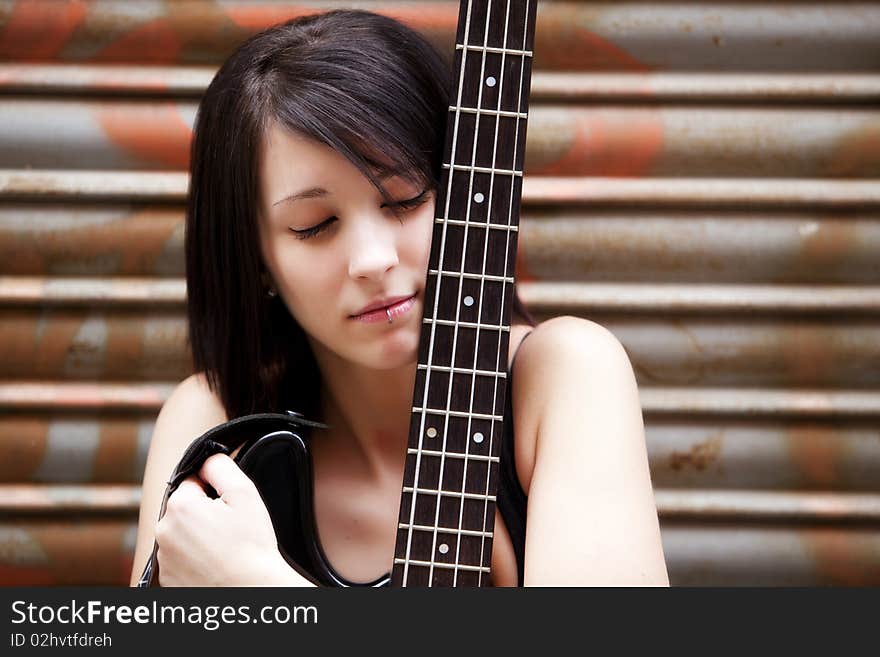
[495,330,532,587]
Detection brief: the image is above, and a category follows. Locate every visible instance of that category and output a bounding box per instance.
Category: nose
[347,213,399,281]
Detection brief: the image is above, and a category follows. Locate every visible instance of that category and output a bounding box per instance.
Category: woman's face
[257,122,434,370]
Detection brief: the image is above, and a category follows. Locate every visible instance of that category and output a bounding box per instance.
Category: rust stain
[0,417,48,481]
[0,564,56,585]
[535,11,650,71]
[824,121,880,178]
[782,323,833,387]
[669,433,723,471]
[379,6,460,32]
[104,313,146,379]
[95,103,191,169]
[26,521,132,585]
[94,419,140,483]
[808,528,880,586]
[0,208,181,277]
[0,311,80,379]
[515,245,536,284]
[785,423,838,489]
[794,216,858,285]
[224,4,318,31]
[92,17,181,63]
[0,0,88,61]
[535,113,664,177]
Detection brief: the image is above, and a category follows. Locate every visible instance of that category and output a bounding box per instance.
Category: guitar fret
[450,105,528,119]
[407,448,500,462]
[455,43,533,57]
[403,486,497,502]
[427,269,515,283]
[422,317,510,332]
[417,363,507,378]
[442,163,522,176]
[394,558,491,573]
[399,523,494,538]
[411,409,505,422]
[434,217,518,232]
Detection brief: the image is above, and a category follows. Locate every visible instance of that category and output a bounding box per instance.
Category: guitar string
[399,0,475,587]
[452,0,514,586]
[476,0,530,586]
[426,0,495,587]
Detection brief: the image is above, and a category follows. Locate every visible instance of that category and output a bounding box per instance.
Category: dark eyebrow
[272,187,328,207]
[271,170,413,209]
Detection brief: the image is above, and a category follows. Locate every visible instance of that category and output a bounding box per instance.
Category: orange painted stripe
[536,113,664,177]
[0,0,88,61]
[95,103,192,169]
[224,5,319,31]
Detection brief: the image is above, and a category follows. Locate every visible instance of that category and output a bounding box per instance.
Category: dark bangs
[256,11,450,196]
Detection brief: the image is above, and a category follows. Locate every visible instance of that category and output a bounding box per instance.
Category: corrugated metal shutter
[1,0,878,586]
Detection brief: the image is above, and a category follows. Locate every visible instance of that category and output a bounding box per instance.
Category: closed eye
[289,216,337,240]
[289,189,429,240]
[382,189,429,211]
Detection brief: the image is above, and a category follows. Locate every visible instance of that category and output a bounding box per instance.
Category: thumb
[198,453,256,506]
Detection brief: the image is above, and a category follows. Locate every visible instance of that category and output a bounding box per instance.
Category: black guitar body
[137,413,389,587]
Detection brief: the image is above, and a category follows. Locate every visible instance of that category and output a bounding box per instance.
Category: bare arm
[129,374,229,585]
[130,374,314,586]
[519,317,669,586]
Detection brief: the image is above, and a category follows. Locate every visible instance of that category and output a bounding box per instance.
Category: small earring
[267,287,277,298]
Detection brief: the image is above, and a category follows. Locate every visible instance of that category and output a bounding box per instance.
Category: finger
[198,453,254,505]
[169,477,210,504]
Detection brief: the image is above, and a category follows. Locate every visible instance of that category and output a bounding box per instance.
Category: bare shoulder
[509,315,639,494]
[522,315,629,364]
[511,317,668,584]
[128,373,228,585]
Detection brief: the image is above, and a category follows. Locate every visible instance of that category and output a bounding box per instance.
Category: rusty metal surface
[662,524,880,586]
[1,99,878,177]
[521,211,880,284]
[0,382,174,412]
[1,1,879,72]
[0,519,134,585]
[648,421,880,492]
[524,283,880,314]
[0,416,152,484]
[5,64,880,104]
[0,204,183,276]
[0,310,188,379]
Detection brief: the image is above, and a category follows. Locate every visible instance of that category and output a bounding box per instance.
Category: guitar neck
[391,0,538,587]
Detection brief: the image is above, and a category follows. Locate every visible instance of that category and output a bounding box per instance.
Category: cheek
[408,201,436,271]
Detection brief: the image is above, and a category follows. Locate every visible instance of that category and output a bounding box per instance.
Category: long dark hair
[186,10,535,420]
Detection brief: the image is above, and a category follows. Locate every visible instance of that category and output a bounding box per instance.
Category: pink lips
[351,294,417,323]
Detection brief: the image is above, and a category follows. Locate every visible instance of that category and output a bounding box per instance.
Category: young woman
[129,10,668,587]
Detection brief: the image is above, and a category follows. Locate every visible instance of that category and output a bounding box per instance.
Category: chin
[371,327,420,369]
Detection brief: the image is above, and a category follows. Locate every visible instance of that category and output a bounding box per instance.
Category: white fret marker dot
[486,76,497,87]
[463,296,474,307]
[439,543,449,554]
[426,427,438,438]
[473,432,484,444]
[473,192,485,203]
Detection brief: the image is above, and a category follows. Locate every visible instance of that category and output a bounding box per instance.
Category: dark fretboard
[391,0,538,587]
